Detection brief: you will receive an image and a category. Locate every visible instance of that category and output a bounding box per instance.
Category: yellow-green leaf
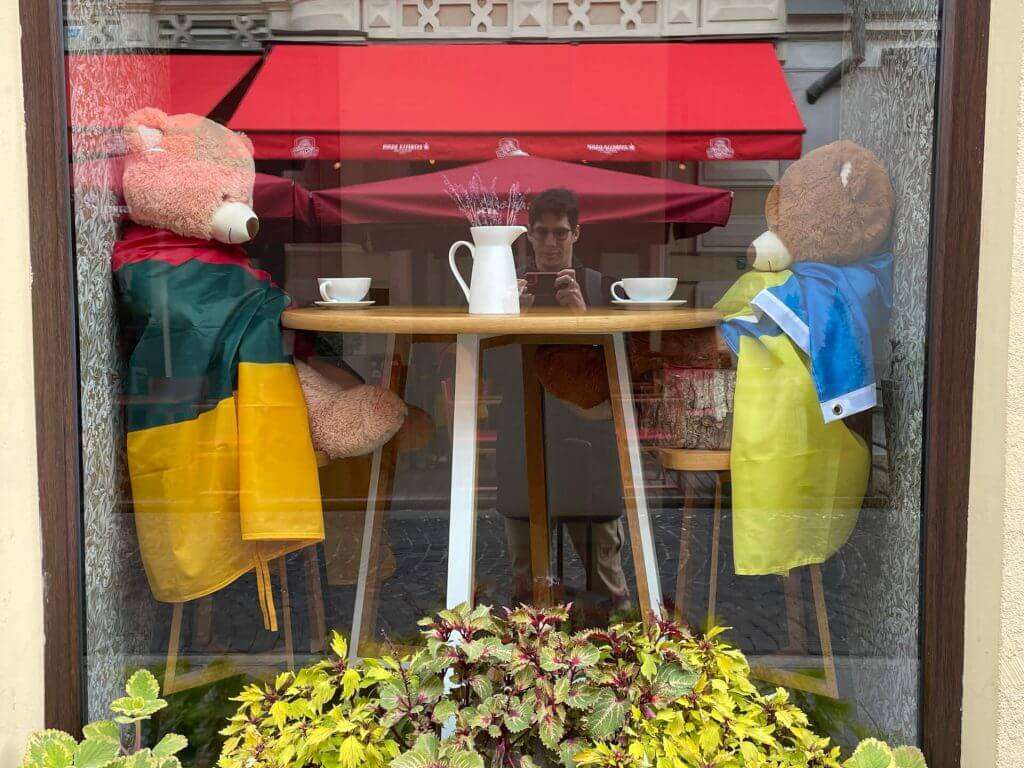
[125,669,161,701]
[81,721,120,744]
[892,746,927,768]
[340,668,361,700]
[270,700,290,729]
[75,738,120,768]
[330,632,349,660]
[152,734,188,758]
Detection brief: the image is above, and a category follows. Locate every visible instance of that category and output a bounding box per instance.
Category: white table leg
[446,333,481,609]
[605,332,663,620]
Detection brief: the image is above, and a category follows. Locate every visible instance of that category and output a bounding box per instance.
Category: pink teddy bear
[120,107,407,458]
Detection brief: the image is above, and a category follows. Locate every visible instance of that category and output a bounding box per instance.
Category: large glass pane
[64,1,940,760]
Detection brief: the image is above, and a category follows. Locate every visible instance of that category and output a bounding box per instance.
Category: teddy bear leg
[296,360,408,459]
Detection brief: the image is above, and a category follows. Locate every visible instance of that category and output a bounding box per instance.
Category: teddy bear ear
[235,131,255,156]
[124,107,169,154]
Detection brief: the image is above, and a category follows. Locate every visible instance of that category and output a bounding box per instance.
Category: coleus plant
[20,670,187,768]
[215,604,925,768]
[380,603,698,768]
[218,634,403,768]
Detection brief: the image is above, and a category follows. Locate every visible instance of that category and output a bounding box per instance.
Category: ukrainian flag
[716,270,870,576]
[113,224,323,629]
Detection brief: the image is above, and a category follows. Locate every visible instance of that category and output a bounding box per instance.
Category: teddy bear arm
[296,361,408,459]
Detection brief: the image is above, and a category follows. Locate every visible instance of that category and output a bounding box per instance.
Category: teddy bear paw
[310,384,407,459]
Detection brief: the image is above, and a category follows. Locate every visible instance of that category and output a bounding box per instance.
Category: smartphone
[523,271,559,297]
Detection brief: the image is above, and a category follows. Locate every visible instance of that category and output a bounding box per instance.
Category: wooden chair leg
[164,602,184,696]
[277,558,295,671]
[784,569,807,654]
[521,345,552,607]
[351,334,410,660]
[706,474,723,630]
[750,564,840,699]
[192,596,213,648]
[674,473,697,624]
[810,564,839,699]
[304,546,327,654]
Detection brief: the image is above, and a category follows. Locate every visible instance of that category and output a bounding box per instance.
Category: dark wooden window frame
[20,0,988,764]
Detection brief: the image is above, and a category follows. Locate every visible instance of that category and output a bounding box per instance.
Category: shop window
[63,2,942,761]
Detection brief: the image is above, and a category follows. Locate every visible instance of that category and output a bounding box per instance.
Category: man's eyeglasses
[529,226,574,243]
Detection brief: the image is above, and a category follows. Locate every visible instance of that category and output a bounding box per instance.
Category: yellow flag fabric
[718,273,869,575]
[127,363,324,625]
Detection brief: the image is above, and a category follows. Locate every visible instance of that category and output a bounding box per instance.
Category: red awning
[313,156,732,237]
[65,53,261,127]
[229,42,804,162]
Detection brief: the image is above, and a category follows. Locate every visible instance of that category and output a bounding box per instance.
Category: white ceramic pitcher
[448,225,527,315]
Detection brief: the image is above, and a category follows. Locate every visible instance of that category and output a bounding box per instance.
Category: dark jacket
[494,263,624,521]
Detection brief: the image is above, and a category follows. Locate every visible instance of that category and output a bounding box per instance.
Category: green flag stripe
[116,258,293,432]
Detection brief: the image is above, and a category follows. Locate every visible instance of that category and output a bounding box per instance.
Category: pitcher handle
[610,280,629,302]
[448,240,474,304]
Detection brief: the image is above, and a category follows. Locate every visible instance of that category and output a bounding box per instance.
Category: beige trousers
[503,516,629,603]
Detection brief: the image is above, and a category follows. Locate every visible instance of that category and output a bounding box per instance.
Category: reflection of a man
[495,188,629,613]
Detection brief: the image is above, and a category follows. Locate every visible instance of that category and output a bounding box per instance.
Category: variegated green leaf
[76,739,120,768]
[151,734,187,759]
[446,751,484,768]
[653,663,697,700]
[891,746,927,768]
[125,670,160,702]
[81,722,120,745]
[539,715,566,751]
[844,739,894,768]
[25,732,77,768]
[432,699,458,724]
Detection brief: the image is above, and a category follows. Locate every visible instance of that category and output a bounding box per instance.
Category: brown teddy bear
[715,139,895,577]
[747,140,895,272]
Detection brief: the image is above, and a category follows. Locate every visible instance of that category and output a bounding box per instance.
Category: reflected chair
[163,540,326,695]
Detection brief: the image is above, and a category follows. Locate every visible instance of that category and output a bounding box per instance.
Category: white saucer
[611,299,687,310]
[314,300,375,309]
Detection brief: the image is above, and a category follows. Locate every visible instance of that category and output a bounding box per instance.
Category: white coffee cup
[318,277,371,303]
[610,277,678,302]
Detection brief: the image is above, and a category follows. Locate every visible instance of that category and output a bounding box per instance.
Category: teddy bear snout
[750,230,793,273]
[211,201,260,244]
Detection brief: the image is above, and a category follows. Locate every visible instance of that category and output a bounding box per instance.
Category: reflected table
[283,306,721,656]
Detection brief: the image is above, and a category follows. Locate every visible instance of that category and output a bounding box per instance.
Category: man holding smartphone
[492,188,629,618]
[518,187,614,309]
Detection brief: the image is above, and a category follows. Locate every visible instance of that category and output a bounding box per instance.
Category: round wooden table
[283,305,722,334]
[283,305,721,656]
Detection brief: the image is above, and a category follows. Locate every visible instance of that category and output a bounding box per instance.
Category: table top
[282,306,722,334]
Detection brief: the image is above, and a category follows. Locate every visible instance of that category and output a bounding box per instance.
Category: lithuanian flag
[113,224,324,630]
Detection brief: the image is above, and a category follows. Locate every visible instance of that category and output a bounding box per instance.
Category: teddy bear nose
[246,216,260,239]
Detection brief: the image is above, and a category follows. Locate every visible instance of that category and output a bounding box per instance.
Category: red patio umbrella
[71,156,314,242]
[312,156,732,239]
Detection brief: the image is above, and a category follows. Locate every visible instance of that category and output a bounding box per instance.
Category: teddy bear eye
[221,193,230,202]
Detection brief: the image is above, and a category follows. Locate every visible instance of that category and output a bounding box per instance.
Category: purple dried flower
[444,169,529,227]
